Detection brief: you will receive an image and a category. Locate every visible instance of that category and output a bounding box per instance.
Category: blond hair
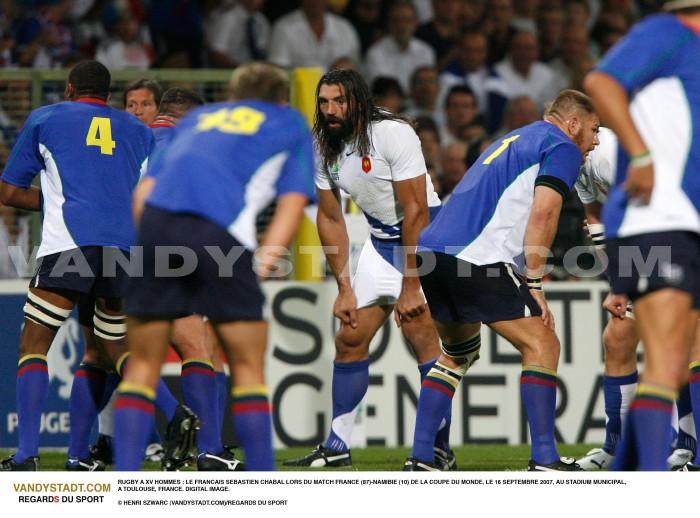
[229,63,289,103]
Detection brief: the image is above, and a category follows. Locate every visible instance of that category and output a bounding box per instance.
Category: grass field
[1,444,595,471]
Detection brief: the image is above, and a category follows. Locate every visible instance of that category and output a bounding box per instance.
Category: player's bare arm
[316,187,357,328]
[584,72,653,203]
[523,185,564,329]
[257,192,309,279]
[132,177,156,224]
[0,181,42,211]
[394,174,429,326]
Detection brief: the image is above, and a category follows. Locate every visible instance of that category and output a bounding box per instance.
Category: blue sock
[412,362,461,463]
[689,363,700,463]
[676,383,696,453]
[118,352,178,422]
[114,383,155,471]
[611,384,675,471]
[99,373,120,413]
[521,366,559,465]
[232,385,273,471]
[418,359,453,452]
[602,371,638,455]
[15,355,49,463]
[324,359,370,452]
[215,371,229,436]
[181,359,222,454]
[68,363,107,459]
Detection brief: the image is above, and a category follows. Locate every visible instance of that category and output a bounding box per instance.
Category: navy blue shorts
[606,231,700,308]
[418,251,541,324]
[125,206,264,322]
[31,246,129,299]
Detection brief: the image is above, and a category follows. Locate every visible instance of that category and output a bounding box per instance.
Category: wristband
[629,151,652,168]
[526,277,542,290]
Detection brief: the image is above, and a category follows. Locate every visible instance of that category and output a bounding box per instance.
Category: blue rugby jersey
[1,98,153,257]
[598,14,700,239]
[145,100,316,250]
[419,120,581,270]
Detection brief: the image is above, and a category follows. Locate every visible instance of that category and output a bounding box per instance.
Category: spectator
[404,65,440,120]
[415,116,442,174]
[148,0,204,67]
[536,3,565,62]
[491,94,538,138]
[440,141,468,197]
[345,0,384,56]
[364,0,435,92]
[13,0,75,68]
[460,0,486,28]
[512,0,539,32]
[206,0,270,68]
[95,3,152,70]
[591,10,629,56]
[484,0,516,64]
[268,0,360,70]
[123,78,162,124]
[440,30,510,132]
[329,56,358,70]
[565,0,595,30]
[371,76,405,113]
[439,84,478,146]
[549,25,592,90]
[0,206,30,279]
[494,30,559,109]
[414,0,461,69]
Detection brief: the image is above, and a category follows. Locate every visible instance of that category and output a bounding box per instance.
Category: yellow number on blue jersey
[86,117,116,155]
[482,135,520,165]
[196,107,266,135]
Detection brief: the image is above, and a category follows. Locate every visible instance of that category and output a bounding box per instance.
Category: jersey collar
[75,97,107,105]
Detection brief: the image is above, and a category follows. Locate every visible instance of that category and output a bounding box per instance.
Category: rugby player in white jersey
[283,68,466,470]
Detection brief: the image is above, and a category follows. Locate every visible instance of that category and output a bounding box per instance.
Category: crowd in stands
[0,0,656,279]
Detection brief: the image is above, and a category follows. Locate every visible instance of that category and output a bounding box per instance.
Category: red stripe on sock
[690,372,700,384]
[631,399,673,413]
[423,379,455,397]
[232,401,271,414]
[75,369,106,380]
[520,376,557,388]
[181,366,216,378]
[115,397,155,415]
[17,363,48,377]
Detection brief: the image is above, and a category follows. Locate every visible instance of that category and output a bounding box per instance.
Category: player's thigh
[335,304,392,351]
[170,314,208,359]
[21,286,78,355]
[602,316,639,356]
[352,237,403,310]
[400,307,441,361]
[213,320,268,387]
[488,316,560,368]
[432,319,482,345]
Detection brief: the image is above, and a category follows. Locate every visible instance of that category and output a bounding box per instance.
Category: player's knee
[93,306,127,341]
[603,321,637,359]
[440,331,481,372]
[335,327,369,354]
[23,291,72,334]
[523,329,560,364]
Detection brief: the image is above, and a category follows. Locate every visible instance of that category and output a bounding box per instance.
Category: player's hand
[394,282,426,327]
[603,292,628,319]
[530,289,555,330]
[334,287,358,329]
[623,162,653,205]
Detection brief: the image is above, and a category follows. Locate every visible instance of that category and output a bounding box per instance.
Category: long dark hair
[314,69,410,173]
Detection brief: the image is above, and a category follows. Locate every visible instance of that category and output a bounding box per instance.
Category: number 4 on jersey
[86,117,116,155]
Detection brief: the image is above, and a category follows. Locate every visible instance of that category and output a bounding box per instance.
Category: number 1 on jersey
[86,117,116,155]
[482,135,520,165]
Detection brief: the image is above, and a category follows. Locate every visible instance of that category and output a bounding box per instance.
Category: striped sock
[412,362,462,463]
[231,385,273,471]
[325,359,370,452]
[114,382,155,471]
[521,366,559,465]
[68,363,107,459]
[689,362,700,464]
[418,359,453,452]
[602,371,638,455]
[676,383,696,454]
[612,384,676,471]
[117,352,178,421]
[181,359,222,454]
[215,372,229,436]
[15,355,49,463]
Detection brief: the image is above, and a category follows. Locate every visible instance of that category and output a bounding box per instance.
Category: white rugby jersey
[574,127,617,205]
[315,118,441,240]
